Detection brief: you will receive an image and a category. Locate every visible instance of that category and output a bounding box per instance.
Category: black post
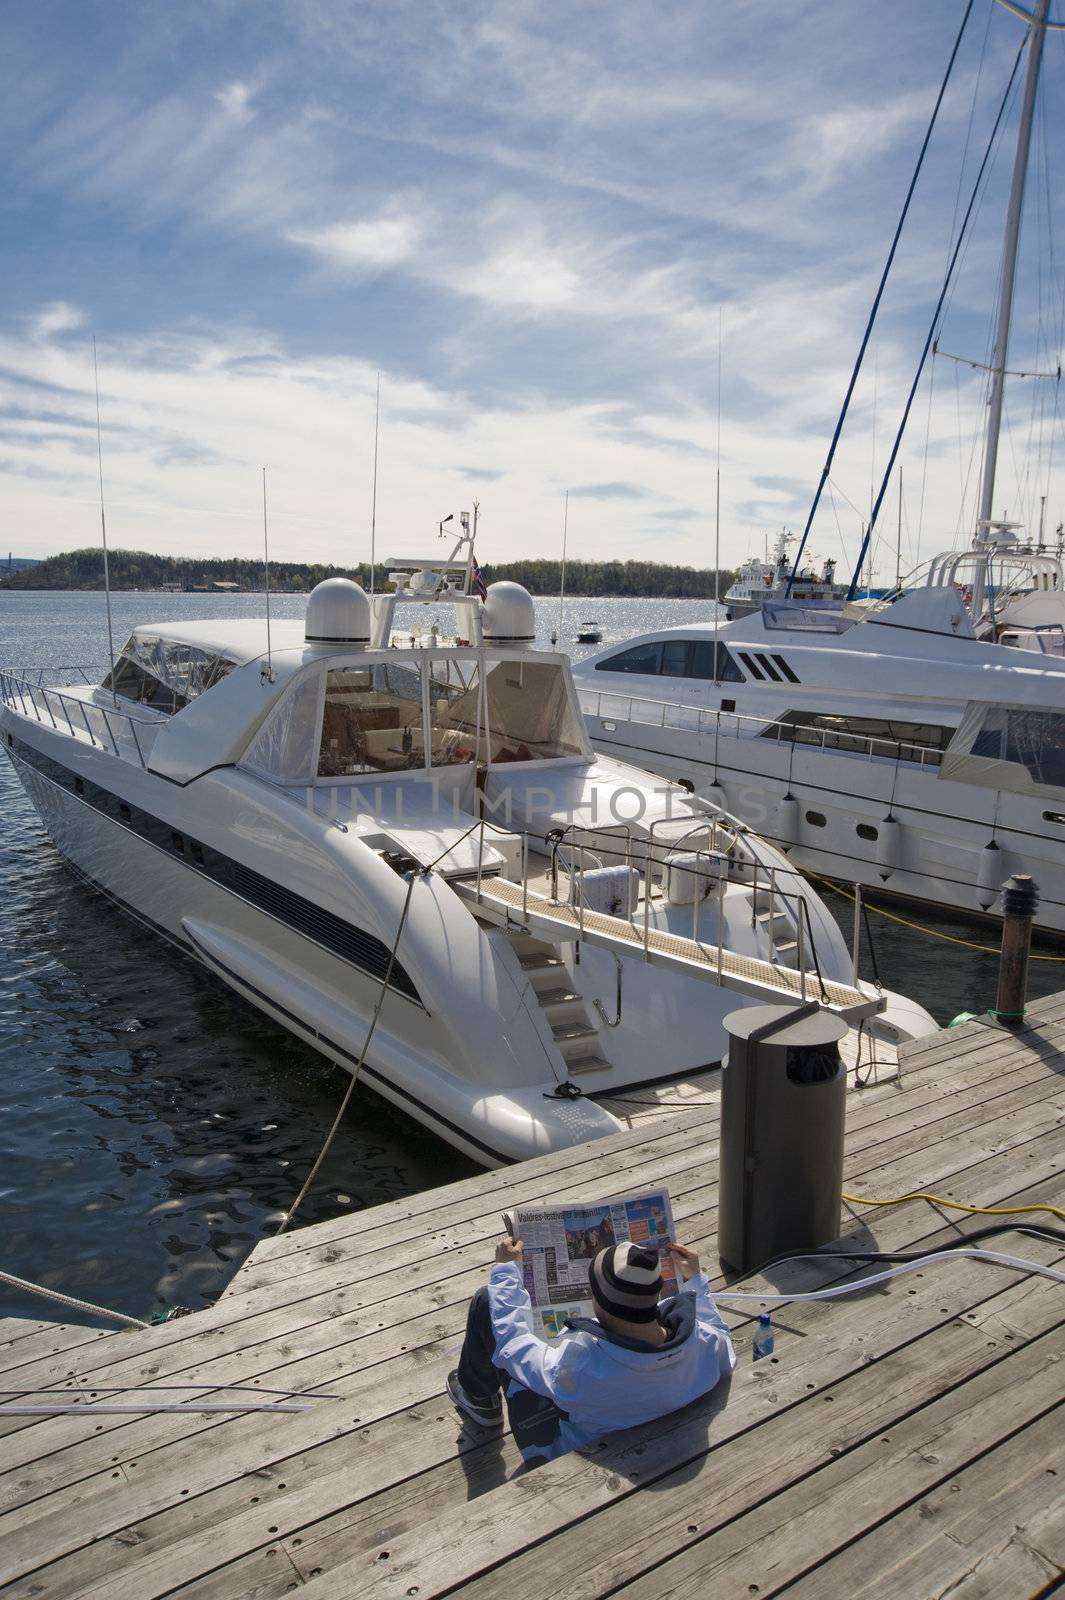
[991,875,1038,1026]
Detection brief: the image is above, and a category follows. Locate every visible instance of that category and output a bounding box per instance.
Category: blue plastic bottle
[753,1312,774,1361]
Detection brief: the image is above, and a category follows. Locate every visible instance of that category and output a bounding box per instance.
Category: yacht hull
[583,712,1065,936]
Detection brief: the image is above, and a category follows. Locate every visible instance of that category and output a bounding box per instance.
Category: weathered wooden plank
[2,1106,1062,1539]
[283,1309,1065,1600]
[8,1152,1061,1600]
[779,1409,1065,1599]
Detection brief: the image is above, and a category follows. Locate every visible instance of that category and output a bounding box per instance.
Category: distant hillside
[0,548,736,599]
[2,557,39,574]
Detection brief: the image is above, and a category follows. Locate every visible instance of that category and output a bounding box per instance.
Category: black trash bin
[718,1002,848,1274]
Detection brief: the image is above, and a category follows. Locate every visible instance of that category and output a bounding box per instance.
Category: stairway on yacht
[506,929,613,1077]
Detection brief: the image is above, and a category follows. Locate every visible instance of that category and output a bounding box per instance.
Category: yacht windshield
[103,635,236,713]
[318,664,425,775]
[483,658,584,761]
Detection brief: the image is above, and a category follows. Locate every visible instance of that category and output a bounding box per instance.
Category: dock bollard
[718,1002,848,1275]
[991,874,1038,1026]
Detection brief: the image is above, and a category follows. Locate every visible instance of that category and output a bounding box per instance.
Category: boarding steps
[749,885,800,967]
[455,875,878,1022]
[508,930,613,1077]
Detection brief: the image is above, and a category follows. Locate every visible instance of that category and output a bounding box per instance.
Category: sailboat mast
[976,0,1049,535]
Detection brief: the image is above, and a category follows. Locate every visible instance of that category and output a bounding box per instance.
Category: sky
[1,0,1064,578]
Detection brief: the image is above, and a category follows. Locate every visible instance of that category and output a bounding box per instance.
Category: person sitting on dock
[447,1237,735,1464]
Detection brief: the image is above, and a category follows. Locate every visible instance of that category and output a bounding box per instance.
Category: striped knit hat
[589,1242,663,1323]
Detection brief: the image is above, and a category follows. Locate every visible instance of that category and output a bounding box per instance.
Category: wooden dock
[1,995,1064,1599]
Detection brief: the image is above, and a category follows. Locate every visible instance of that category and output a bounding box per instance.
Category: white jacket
[487,1260,736,1460]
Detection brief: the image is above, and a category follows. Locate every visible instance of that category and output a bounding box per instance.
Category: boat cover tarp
[938,700,1065,799]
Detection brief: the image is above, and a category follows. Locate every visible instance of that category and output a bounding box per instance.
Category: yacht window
[318,664,425,776]
[771,654,801,684]
[805,810,827,828]
[971,707,1065,790]
[427,658,485,767]
[856,823,879,841]
[764,710,952,764]
[596,641,663,675]
[661,640,690,677]
[754,653,782,682]
[103,635,236,714]
[483,659,584,762]
[738,651,766,681]
[242,671,325,786]
[686,642,745,683]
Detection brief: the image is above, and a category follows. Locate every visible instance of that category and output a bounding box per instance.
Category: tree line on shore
[0,548,737,598]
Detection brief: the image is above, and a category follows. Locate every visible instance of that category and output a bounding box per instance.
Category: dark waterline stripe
[4,729,421,1004]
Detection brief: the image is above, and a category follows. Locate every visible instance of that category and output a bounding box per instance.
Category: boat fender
[976,839,1003,909]
[776,793,800,847]
[704,780,727,812]
[876,816,901,879]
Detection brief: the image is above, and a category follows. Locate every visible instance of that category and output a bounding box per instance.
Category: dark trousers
[457,1286,567,1458]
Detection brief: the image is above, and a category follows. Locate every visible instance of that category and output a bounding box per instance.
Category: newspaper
[502,1186,678,1340]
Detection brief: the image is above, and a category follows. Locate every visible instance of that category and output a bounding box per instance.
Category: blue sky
[2,0,1063,575]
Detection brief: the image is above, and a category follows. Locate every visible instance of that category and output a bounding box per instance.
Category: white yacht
[574,583,1065,936]
[1,558,929,1167]
[723,531,848,619]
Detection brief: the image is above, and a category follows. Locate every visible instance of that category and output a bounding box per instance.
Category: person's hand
[495,1236,523,1264]
[667,1241,700,1281]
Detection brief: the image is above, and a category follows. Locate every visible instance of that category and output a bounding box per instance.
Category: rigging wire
[785,0,977,595]
[848,35,1027,598]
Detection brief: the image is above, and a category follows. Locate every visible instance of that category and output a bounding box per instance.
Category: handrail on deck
[578,686,946,769]
[0,667,154,769]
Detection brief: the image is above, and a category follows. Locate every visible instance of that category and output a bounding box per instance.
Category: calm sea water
[1,590,1057,1325]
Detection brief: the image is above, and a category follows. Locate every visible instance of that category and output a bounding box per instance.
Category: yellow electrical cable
[808,870,1065,961]
[842,1190,1065,1223]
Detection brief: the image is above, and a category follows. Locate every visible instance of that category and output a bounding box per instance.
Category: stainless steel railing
[578,686,946,769]
[0,668,157,768]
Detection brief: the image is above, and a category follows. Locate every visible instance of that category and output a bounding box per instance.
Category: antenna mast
[91,338,117,704]
[977,0,1050,540]
[713,308,723,684]
[262,466,274,682]
[369,372,380,596]
[558,490,570,646]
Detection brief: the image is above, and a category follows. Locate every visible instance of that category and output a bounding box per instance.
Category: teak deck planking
[1,994,1063,1599]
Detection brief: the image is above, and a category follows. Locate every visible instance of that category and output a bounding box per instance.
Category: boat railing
[0,667,155,768]
[577,687,945,769]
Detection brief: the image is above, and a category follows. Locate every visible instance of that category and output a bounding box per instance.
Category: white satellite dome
[304,577,371,646]
[481,581,536,645]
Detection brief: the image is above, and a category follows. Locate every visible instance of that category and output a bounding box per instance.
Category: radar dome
[481,581,536,645]
[304,577,371,646]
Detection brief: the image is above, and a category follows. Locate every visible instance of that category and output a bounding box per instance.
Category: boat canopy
[939,700,1065,799]
[102,630,247,714]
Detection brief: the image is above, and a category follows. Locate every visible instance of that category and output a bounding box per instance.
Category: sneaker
[446,1370,502,1427]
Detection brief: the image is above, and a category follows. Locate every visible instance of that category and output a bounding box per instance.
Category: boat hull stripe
[4,731,421,1002]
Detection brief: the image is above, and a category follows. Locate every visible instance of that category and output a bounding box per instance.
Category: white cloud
[290,204,424,268]
[30,301,84,341]
[215,81,254,122]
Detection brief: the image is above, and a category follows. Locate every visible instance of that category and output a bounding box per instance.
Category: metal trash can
[718,1002,848,1274]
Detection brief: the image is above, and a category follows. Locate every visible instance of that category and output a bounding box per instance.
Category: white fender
[976,839,1004,909]
[704,780,728,812]
[776,793,800,846]
[876,816,901,879]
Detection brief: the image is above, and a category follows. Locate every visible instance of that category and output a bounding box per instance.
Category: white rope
[714,1247,1065,1306]
[0,1270,149,1329]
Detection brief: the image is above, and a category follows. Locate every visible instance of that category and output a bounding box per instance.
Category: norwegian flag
[471,557,488,601]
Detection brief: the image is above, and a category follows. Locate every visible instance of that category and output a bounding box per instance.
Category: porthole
[1043,811,1065,826]
[856,823,879,842]
[805,810,827,828]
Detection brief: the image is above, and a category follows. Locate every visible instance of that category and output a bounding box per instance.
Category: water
[1,590,1058,1324]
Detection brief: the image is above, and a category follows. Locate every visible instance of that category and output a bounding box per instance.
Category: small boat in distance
[576,621,602,643]
[723,531,849,619]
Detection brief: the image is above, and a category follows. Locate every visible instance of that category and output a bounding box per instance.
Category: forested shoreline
[0,548,736,598]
